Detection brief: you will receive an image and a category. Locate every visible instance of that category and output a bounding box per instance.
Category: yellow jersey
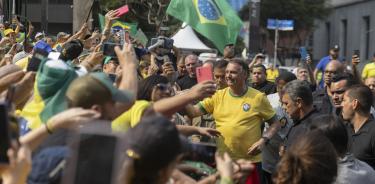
[362,62,375,79]
[15,56,31,70]
[111,100,150,132]
[266,69,279,82]
[199,87,275,162]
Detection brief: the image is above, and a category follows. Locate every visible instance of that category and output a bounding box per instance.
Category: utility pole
[273,21,279,66]
[248,0,261,54]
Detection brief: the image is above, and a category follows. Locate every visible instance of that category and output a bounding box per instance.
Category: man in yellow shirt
[362,53,375,80]
[186,59,280,174]
[266,64,279,82]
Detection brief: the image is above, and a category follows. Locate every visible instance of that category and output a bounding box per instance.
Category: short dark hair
[59,39,83,61]
[137,75,169,101]
[252,64,267,74]
[309,115,348,157]
[276,71,297,83]
[346,84,373,114]
[214,59,228,69]
[283,80,313,106]
[228,58,249,78]
[331,73,358,88]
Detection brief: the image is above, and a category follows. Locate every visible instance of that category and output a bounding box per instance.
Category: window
[341,19,347,58]
[363,16,370,59]
[326,22,330,51]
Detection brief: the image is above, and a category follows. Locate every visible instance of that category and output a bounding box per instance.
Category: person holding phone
[185,59,280,180]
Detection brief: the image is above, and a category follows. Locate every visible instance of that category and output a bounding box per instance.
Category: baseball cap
[34,40,52,53]
[103,56,118,65]
[35,32,44,39]
[66,72,134,108]
[57,32,70,39]
[4,28,15,36]
[331,45,340,51]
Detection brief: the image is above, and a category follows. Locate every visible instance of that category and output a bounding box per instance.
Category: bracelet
[45,121,53,134]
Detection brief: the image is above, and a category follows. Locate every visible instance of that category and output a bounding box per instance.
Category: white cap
[35,32,44,39]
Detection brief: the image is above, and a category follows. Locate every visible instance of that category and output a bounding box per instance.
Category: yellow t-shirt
[15,56,31,70]
[199,87,275,162]
[266,69,279,82]
[362,62,375,79]
[111,100,150,132]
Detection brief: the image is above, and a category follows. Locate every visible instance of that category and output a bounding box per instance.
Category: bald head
[365,77,375,96]
[324,60,344,86]
[185,54,200,77]
[326,60,344,72]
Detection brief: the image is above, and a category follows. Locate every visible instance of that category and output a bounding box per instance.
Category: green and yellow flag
[20,59,78,130]
[98,14,138,37]
[167,0,243,53]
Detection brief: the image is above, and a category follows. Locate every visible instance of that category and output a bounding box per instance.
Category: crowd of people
[1,7,375,184]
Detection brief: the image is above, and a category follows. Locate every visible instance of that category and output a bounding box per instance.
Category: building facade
[312,0,375,65]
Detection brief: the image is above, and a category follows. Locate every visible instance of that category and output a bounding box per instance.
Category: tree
[98,0,253,56]
[99,0,181,39]
[239,0,331,57]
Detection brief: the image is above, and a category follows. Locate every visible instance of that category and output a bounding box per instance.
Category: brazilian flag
[20,59,78,130]
[167,0,243,53]
[98,14,138,37]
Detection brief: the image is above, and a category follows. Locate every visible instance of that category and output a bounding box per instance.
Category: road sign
[267,19,294,31]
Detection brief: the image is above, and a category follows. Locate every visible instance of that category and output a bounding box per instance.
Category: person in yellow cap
[4,28,16,44]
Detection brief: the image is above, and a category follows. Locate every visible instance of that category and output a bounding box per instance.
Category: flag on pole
[98,14,138,36]
[167,0,243,53]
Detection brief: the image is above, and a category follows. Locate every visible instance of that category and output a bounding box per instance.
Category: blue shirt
[316,56,342,89]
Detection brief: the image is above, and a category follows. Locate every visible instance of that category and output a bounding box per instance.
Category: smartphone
[184,142,216,165]
[0,103,11,164]
[62,125,123,184]
[124,31,130,44]
[27,48,49,72]
[102,42,121,58]
[353,50,360,63]
[353,50,360,56]
[196,66,213,83]
[108,74,117,83]
[115,5,129,17]
[299,47,308,61]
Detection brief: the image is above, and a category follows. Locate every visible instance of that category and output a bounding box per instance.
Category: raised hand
[189,80,216,100]
[114,42,138,67]
[47,108,101,131]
